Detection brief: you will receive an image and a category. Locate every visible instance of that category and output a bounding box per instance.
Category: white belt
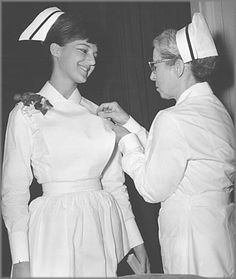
[163,189,231,208]
[42,178,102,196]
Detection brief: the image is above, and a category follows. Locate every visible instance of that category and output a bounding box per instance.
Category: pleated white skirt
[28,186,130,277]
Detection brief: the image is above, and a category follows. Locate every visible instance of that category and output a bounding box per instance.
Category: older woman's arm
[119,111,189,203]
[97,102,148,147]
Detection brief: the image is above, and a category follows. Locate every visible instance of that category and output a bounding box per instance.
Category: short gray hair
[153,29,181,65]
[153,28,217,81]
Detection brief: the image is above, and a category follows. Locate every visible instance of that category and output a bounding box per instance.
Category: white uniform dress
[2,82,143,277]
[119,82,235,277]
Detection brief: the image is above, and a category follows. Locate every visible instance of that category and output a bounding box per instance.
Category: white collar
[38,81,98,114]
[176,82,213,105]
[39,81,82,105]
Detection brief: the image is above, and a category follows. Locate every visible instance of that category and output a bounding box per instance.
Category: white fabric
[2,82,143,277]
[19,7,64,41]
[176,13,218,63]
[119,82,235,277]
[123,116,148,148]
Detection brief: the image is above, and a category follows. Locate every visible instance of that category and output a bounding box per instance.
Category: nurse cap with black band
[176,13,218,63]
[18,7,64,42]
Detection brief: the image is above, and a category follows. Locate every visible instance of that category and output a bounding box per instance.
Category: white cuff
[119,133,143,154]
[123,117,143,134]
[125,218,144,249]
[9,231,29,264]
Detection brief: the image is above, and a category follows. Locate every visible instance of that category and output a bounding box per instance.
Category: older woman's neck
[175,74,197,101]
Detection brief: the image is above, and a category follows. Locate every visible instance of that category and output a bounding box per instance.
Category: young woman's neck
[49,72,77,99]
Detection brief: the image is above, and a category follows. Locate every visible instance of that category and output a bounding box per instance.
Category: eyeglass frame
[148,59,171,73]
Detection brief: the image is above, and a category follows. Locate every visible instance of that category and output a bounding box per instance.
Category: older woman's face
[55,39,98,84]
[150,47,177,100]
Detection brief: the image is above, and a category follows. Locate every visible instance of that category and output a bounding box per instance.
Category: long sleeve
[101,144,143,249]
[2,105,33,263]
[123,116,148,148]
[119,111,189,203]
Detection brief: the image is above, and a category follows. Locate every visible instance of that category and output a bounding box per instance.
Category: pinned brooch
[14,92,53,115]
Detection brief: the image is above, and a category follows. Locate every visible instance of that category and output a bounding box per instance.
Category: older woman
[97,13,235,277]
[2,7,149,277]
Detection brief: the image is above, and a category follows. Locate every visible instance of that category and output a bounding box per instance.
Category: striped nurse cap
[176,13,218,63]
[19,7,64,42]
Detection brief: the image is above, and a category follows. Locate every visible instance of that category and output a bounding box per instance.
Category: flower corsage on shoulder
[14,92,53,115]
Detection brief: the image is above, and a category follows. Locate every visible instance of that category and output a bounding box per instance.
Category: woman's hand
[112,124,130,143]
[12,261,30,277]
[133,244,151,273]
[97,102,130,125]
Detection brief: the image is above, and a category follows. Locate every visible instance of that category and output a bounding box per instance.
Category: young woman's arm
[101,144,150,272]
[2,104,33,275]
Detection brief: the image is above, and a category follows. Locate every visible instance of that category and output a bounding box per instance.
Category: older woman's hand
[112,124,130,143]
[97,102,130,125]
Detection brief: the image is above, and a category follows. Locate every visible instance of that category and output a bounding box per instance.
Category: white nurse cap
[176,13,218,63]
[19,7,64,42]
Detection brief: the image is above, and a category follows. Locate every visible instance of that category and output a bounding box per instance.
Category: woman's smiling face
[56,39,98,84]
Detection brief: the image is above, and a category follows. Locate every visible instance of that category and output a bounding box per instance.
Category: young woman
[97,13,235,277]
[2,7,149,277]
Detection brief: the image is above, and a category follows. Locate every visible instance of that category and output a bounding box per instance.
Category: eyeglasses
[148,59,170,73]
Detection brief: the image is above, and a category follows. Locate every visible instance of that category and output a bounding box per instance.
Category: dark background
[1,1,191,276]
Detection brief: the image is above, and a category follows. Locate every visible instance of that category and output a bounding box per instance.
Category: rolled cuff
[125,218,143,249]
[119,133,143,154]
[9,231,29,264]
[123,117,143,134]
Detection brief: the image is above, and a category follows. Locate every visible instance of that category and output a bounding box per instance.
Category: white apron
[25,87,131,277]
[2,82,142,277]
[29,180,129,277]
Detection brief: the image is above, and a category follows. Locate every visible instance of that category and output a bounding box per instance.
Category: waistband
[163,189,231,208]
[42,179,102,196]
